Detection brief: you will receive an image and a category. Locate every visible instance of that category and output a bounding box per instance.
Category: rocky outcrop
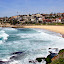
[11,52,23,55]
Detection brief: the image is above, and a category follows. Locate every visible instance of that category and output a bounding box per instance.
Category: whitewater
[0,27,64,64]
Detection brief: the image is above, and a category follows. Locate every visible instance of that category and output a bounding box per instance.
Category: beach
[0,24,64,37]
[23,25,64,34]
[0,26,64,64]
[23,25,64,37]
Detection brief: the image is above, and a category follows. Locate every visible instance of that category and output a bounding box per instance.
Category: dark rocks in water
[0,61,8,64]
[49,48,52,49]
[49,51,52,54]
[10,55,22,60]
[11,52,23,55]
[50,53,58,59]
[29,61,33,63]
[36,57,45,62]
[0,61,5,64]
[10,51,26,60]
[45,52,58,64]
[10,55,17,60]
[29,60,37,64]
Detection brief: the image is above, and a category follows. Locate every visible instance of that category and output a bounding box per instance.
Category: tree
[13,19,19,25]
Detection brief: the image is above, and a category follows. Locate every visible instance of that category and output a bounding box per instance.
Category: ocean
[0,27,64,64]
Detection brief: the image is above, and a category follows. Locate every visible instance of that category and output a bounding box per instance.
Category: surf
[0,28,64,64]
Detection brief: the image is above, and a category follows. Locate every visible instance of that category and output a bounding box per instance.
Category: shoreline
[0,25,64,64]
[23,25,64,38]
[0,25,64,38]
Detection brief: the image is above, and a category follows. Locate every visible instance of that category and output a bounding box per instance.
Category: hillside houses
[61,17,64,23]
[0,13,64,24]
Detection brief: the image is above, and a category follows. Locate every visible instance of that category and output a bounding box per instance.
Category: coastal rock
[29,60,37,63]
[0,61,9,64]
[45,52,58,64]
[11,52,23,55]
[29,60,32,63]
[10,51,25,60]
[36,57,45,62]
[50,53,58,58]
[10,55,18,60]
[10,53,25,60]
[0,61,5,64]
[49,48,52,49]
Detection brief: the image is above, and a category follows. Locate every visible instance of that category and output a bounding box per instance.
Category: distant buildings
[61,17,64,23]
[0,13,64,24]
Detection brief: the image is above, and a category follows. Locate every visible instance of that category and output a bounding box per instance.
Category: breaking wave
[0,28,64,64]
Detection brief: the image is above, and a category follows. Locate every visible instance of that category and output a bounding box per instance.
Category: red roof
[59,17,62,19]
[62,13,64,14]
[43,19,51,22]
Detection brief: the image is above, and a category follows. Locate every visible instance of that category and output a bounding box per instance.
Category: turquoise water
[0,27,64,64]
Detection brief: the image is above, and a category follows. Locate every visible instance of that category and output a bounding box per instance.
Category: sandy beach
[23,25,64,34]
[23,25,64,37]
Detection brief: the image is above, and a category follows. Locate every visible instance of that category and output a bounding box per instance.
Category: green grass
[50,58,64,64]
[59,49,64,54]
[33,23,64,25]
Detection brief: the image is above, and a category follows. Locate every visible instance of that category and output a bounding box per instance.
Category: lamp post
[17,12,18,20]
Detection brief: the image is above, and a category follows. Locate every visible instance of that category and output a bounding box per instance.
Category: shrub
[50,58,64,64]
[59,49,64,54]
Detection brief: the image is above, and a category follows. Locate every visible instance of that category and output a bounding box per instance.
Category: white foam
[0,30,9,44]
[0,28,64,64]
[9,60,20,64]
[3,28,17,31]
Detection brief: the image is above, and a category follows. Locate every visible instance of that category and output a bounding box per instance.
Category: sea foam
[0,30,9,44]
[0,28,64,64]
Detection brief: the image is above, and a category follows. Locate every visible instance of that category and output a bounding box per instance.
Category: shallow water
[0,27,64,64]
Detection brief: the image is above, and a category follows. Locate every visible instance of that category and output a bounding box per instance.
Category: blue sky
[0,0,64,17]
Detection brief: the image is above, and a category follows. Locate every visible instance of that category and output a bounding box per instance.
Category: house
[38,18,42,21]
[38,17,43,23]
[56,18,61,23]
[0,17,4,24]
[62,13,64,17]
[19,20,25,24]
[43,19,52,23]
[36,14,42,17]
[31,19,35,21]
[57,13,62,16]
[17,17,23,22]
[0,17,9,23]
[51,19,56,23]
[0,18,4,21]
[23,16,28,21]
[61,17,64,23]
[12,15,20,19]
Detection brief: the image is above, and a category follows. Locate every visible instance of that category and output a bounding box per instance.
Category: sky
[0,0,64,17]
